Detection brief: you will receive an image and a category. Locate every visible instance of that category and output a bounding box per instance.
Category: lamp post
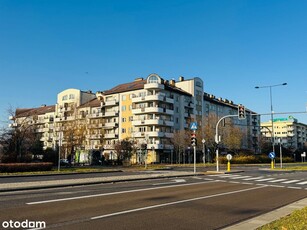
[255,83,287,154]
[278,138,283,168]
[202,139,206,164]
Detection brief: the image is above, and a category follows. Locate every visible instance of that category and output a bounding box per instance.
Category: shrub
[0,162,53,173]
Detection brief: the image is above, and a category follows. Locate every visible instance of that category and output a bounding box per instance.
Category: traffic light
[191,133,197,146]
[238,104,246,119]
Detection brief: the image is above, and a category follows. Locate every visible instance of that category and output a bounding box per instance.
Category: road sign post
[190,122,198,174]
[226,154,232,172]
[269,152,275,169]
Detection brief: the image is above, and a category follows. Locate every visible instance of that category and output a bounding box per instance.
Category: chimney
[179,76,184,81]
[135,77,143,81]
[170,79,176,86]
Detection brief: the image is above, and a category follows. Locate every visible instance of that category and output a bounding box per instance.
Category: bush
[0,162,53,173]
[218,154,294,164]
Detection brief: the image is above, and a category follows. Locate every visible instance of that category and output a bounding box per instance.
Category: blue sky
[1,0,307,126]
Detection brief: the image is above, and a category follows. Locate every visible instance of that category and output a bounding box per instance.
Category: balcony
[102,111,119,117]
[102,100,118,107]
[147,131,165,138]
[104,133,118,139]
[144,83,164,90]
[102,122,118,129]
[132,107,164,114]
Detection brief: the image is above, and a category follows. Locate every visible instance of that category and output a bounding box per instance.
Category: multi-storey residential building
[261,116,307,150]
[203,93,260,152]
[10,73,262,163]
[96,74,197,163]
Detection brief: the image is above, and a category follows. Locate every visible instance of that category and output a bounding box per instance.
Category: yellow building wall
[121,93,133,140]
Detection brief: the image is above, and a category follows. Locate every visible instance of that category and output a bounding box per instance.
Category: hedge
[218,155,294,164]
[0,163,53,173]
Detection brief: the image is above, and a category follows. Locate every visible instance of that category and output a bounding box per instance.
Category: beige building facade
[10,73,263,163]
[261,116,307,150]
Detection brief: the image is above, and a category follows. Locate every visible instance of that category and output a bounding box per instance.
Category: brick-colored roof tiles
[15,105,55,118]
[78,98,101,108]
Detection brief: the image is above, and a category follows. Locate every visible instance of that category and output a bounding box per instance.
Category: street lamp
[202,139,206,164]
[255,83,287,154]
[278,138,283,168]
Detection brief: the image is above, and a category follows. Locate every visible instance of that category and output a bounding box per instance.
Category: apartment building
[261,116,307,150]
[203,93,261,152]
[10,73,261,163]
[95,74,198,163]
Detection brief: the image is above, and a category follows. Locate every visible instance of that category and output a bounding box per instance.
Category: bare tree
[172,130,190,163]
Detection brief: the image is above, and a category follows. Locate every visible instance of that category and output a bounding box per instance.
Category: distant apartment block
[261,116,307,150]
[10,73,262,163]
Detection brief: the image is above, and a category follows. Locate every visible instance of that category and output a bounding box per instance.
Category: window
[122,95,126,101]
[129,116,133,121]
[148,75,159,83]
[62,95,68,101]
[122,118,126,122]
[122,105,126,111]
[69,94,75,99]
[122,128,126,133]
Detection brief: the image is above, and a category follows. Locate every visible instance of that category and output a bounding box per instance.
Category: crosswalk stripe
[282,180,300,184]
[296,181,307,185]
[243,176,264,181]
[255,178,275,182]
[269,179,288,183]
[228,176,251,179]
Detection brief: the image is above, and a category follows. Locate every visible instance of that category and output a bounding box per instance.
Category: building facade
[10,73,262,163]
[261,116,307,150]
[203,93,260,152]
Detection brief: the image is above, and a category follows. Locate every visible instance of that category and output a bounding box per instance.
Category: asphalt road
[1,176,306,230]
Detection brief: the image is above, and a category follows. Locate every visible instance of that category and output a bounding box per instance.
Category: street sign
[301,152,306,157]
[268,152,275,159]
[226,154,232,161]
[190,122,198,131]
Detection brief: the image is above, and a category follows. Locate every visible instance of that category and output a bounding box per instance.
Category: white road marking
[269,179,288,183]
[153,179,186,186]
[243,176,264,181]
[228,176,251,180]
[282,180,300,184]
[27,181,216,205]
[287,187,303,190]
[296,181,307,185]
[91,185,267,220]
[255,178,275,182]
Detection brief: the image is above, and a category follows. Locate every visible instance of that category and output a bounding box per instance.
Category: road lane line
[27,181,217,205]
[91,185,267,220]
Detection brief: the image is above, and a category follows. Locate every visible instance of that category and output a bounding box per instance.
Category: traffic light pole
[215,114,239,172]
[193,130,196,174]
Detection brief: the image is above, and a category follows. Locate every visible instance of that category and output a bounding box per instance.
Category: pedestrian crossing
[208,174,307,188]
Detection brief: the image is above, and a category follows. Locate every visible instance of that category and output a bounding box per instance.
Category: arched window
[148,75,159,83]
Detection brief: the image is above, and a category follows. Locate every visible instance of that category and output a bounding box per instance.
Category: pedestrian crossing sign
[190,122,198,130]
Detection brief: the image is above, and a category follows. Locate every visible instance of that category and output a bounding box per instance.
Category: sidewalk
[223,197,307,230]
[0,171,199,192]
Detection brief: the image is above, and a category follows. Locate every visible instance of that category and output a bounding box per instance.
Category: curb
[0,170,123,178]
[0,173,204,192]
[222,197,307,230]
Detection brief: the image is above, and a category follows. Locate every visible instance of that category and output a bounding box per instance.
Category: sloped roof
[103,79,191,96]
[16,105,55,118]
[104,79,147,95]
[79,98,101,108]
